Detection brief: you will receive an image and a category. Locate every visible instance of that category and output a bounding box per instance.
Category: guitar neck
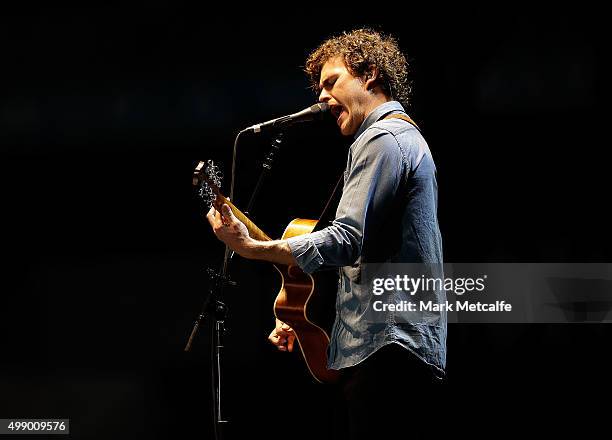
[216,195,272,242]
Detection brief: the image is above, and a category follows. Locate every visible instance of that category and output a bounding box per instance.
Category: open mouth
[330,105,345,123]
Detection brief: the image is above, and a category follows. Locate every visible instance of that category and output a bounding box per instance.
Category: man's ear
[364,66,380,91]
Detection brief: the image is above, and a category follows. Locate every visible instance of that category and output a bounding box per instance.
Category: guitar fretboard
[216,195,272,242]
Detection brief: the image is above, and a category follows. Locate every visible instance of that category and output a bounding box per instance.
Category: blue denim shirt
[287,101,446,375]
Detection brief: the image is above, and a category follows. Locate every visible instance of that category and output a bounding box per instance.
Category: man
[207,29,445,438]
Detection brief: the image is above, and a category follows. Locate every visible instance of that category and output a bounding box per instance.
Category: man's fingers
[269,320,295,352]
[273,335,288,351]
[268,331,285,346]
[275,329,293,338]
[206,206,217,227]
[268,328,295,352]
[221,204,234,221]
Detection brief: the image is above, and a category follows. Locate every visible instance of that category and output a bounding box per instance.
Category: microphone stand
[184,129,285,440]
[246,131,283,214]
[184,266,234,440]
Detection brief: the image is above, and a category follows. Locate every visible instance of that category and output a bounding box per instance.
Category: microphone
[243,103,329,134]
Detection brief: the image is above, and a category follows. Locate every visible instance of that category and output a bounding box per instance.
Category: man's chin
[339,122,356,137]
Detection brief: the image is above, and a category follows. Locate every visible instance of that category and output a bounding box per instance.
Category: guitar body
[273,219,341,384]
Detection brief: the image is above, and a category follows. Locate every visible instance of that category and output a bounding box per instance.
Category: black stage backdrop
[0,5,608,439]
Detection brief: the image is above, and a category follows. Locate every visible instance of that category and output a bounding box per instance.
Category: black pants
[332,343,443,440]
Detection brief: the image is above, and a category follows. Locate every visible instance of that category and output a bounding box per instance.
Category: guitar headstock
[193,160,224,208]
[192,160,272,242]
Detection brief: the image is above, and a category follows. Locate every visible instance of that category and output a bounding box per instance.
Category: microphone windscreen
[310,102,329,114]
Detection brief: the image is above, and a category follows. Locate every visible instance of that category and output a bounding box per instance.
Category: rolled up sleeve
[287,127,405,274]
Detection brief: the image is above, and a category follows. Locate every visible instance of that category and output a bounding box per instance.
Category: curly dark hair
[305,28,411,107]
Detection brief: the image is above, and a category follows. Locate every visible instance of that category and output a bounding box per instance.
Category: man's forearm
[244,239,298,266]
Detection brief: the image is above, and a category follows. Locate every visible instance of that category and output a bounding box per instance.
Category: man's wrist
[240,238,270,260]
[241,237,261,260]
[243,239,297,266]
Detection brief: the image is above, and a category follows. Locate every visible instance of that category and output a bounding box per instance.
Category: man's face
[318,56,373,136]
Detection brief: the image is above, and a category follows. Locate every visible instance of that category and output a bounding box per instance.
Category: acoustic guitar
[193,160,340,384]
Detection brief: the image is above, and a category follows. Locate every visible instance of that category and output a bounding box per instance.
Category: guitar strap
[313,113,420,231]
[383,113,420,131]
[314,171,345,231]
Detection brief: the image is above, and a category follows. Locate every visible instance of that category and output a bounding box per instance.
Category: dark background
[1,4,608,439]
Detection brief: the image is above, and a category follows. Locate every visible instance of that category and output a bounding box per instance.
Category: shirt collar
[353,100,406,140]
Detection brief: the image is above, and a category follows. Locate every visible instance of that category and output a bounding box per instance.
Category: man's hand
[205,203,299,267]
[268,318,295,352]
[206,203,254,258]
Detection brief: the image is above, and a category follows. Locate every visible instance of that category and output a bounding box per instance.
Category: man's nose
[318,89,331,102]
